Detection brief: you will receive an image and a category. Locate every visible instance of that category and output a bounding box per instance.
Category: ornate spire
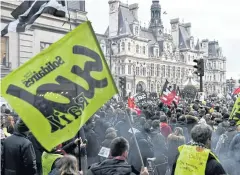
[149,0,162,28]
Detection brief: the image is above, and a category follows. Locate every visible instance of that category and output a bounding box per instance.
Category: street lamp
[230,77,233,93]
[147,67,151,92]
[128,61,136,94]
[108,40,118,73]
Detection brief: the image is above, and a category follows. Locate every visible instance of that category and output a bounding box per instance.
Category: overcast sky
[86,0,240,79]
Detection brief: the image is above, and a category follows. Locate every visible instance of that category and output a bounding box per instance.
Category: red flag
[128,97,135,109]
[128,97,141,116]
[160,81,176,106]
[233,87,240,95]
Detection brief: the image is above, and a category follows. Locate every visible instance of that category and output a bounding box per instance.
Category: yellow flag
[1,21,118,151]
[230,96,240,125]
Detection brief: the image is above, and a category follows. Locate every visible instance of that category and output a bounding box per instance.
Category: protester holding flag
[2,1,240,174]
[88,137,149,175]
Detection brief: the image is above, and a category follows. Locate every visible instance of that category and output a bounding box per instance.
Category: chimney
[170,18,180,47]
[129,3,139,20]
[184,23,191,36]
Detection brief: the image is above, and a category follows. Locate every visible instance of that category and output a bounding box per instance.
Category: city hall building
[1,0,226,95]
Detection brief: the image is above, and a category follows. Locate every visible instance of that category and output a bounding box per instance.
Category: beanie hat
[16,119,29,133]
[223,113,229,120]
[105,127,117,134]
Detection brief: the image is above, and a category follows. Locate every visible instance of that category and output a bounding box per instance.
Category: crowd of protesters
[1,95,240,175]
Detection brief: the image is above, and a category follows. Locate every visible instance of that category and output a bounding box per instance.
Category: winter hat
[16,119,29,133]
[223,113,229,120]
[214,118,222,125]
[198,118,207,125]
[105,127,117,135]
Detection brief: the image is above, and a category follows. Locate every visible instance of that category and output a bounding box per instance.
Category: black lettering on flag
[6,45,108,133]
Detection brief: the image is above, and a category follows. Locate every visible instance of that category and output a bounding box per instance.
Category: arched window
[181,68,185,78]
[143,46,146,54]
[118,43,120,53]
[180,54,184,62]
[177,67,180,78]
[121,42,125,51]
[121,65,125,74]
[143,67,146,76]
[136,45,139,53]
[155,49,159,57]
[140,67,143,76]
[167,66,170,77]
[151,84,154,92]
[157,84,160,92]
[151,64,154,76]
[162,65,165,77]
[136,67,140,75]
[128,65,131,74]
[156,64,160,76]
[172,66,175,78]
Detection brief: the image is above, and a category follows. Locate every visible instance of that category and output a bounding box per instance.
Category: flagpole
[64,0,83,172]
[125,110,144,167]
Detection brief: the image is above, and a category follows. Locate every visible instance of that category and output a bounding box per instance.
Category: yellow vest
[174,145,219,175]
[42,151,63,175]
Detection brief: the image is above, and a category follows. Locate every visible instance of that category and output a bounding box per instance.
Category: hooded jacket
[167,133,185,166]
[87,158,139,175]
[102,132,117,148]
[1,132,37,175]
[128,131,154,172]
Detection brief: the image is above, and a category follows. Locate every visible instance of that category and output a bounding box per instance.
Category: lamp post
[128,61,136,94]
[147,69,151,92]
[108,40,118,73]
[230,77,233,93]
[133,64,136,94]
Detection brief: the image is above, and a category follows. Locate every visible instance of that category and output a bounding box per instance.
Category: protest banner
[1,21,118,151]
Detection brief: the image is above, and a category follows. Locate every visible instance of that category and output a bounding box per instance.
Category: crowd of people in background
[1,96,240,175]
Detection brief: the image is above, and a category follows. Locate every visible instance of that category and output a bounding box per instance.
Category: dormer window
[155,49,159,57]
[135,26,139,35]
[121,42,125,51]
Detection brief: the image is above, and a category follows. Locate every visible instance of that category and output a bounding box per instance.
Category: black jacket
[171,149,226,175]
[87,158,139,175]
[1,132,37,175]
[128,131,154,172]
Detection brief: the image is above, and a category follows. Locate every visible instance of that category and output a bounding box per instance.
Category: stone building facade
[202,40,227,95]
[1,0,226,95]
[0,0,87,77]
[97,0,227,95]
